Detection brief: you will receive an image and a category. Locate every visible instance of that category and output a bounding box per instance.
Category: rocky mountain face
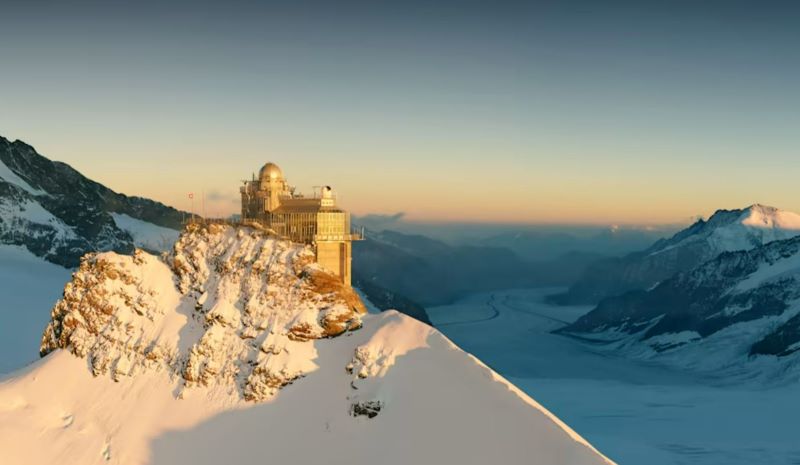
[558,235,800,379]
[0,136,185,266]
[553,205,800,305]
[1,224,614,465]
[41,223,365,401]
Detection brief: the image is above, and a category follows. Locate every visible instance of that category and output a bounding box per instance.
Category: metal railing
[184,217,237,225]
[183,217,365,242]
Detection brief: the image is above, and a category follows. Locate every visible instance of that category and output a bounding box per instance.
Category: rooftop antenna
[189,192,194,222]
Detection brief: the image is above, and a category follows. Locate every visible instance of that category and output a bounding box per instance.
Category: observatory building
[240,162,358,286]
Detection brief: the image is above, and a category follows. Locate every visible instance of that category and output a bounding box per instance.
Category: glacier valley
[429,288,800,465]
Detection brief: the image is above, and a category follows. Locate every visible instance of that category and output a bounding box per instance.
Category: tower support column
[315,240,351,286]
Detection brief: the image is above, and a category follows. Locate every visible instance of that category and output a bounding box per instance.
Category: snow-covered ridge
[555,204,800,305]
[3,224,614,465]
[740,204,800,230]
[110,213,179,252]
[2,313,614,465]
[650,204,800,257]
[41,223,365,402]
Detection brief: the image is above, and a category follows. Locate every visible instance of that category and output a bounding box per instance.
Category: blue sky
[1,0,798,224]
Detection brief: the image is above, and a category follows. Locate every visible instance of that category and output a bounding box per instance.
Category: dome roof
[259,162,283,181]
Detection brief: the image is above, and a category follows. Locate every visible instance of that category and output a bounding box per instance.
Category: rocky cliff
[0,136,185,266]
[41,223,365,401]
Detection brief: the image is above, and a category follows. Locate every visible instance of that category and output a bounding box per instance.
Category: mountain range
[477,227,671,262]
[558,206,800,381]
[552,205,800,305]
[353,229,602,307]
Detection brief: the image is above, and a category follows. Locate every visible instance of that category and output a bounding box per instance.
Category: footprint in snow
[62,414,74,428]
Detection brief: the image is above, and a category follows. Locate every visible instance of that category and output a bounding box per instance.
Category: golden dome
[259,162,283,182]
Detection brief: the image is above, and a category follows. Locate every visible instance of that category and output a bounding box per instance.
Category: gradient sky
[1,0,798,225]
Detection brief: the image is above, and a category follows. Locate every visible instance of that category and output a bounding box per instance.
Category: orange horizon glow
[14,138,783,229]
[4,133,791,229]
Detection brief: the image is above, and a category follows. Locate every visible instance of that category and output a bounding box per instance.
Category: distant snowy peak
[739,204,800,230]
[650,204,800,257]
[0,135,186,266]
[555,204,800,306]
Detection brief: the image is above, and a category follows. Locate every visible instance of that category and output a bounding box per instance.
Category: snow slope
[0,225,613,465]
[560,235,800,381]
[111,213,179,252]
[1,313,612,465]
[0,245,71,373]
[650,204,800,257]
[0,156,46,196]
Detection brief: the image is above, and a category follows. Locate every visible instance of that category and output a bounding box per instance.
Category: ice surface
[0,158,46,196]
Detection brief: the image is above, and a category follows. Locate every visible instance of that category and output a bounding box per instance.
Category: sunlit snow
[110,213,179,252]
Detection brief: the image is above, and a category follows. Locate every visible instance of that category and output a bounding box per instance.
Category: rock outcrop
[41,224,365,402]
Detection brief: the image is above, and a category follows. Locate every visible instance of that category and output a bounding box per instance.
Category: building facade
[240,162,357,285]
